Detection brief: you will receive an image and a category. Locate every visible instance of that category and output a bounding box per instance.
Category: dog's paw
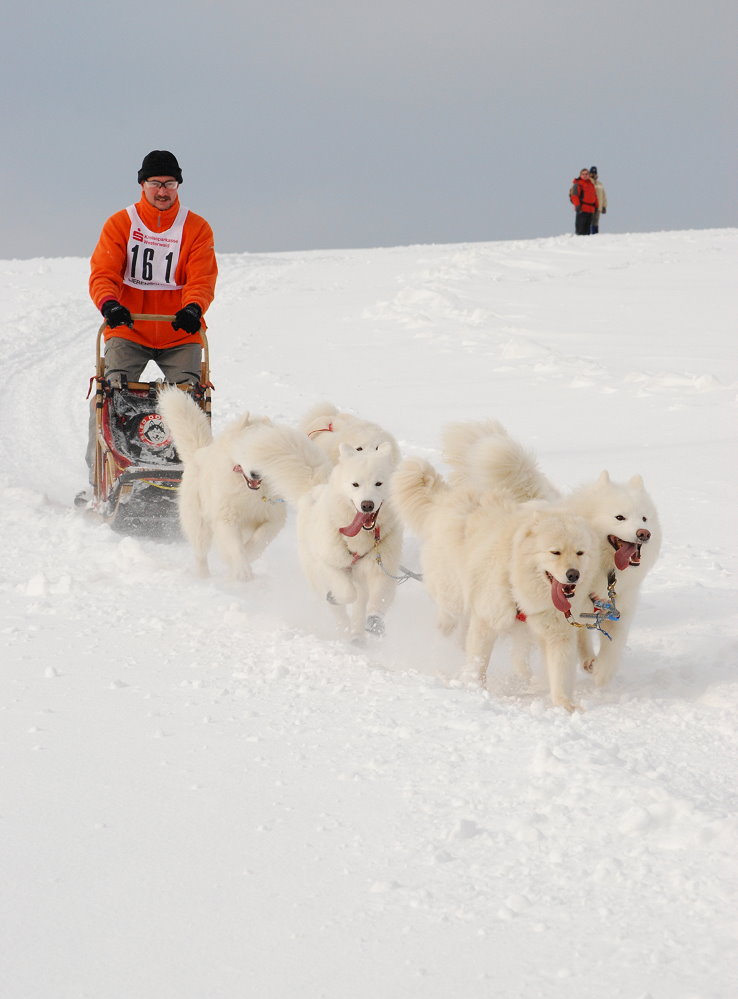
[592,659,617,688]
[582,657,595,673]
[437,614,458,637]
[455,665,486,689]
[552,697,583,714]
[365,614,385,637]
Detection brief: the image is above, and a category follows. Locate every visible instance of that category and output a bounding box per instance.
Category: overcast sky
[2,0,735,260]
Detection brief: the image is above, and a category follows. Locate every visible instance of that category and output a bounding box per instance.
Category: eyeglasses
[143,180,179,190]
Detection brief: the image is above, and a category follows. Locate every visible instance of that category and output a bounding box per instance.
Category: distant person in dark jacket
[589,166,607,234]
[569,169,598,235]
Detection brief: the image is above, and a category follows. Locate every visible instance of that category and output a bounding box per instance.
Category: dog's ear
[419,458,438,486]
[518,509,542,538]
[628,474,644,489]
[597,470,611,486]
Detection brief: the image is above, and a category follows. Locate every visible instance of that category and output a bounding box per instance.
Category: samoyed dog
[442,419,661,687]
[157,387,286,581]
[566,471,661,686]
[392,458,599,711]
[245,423,403,642]
[300,401,401,464]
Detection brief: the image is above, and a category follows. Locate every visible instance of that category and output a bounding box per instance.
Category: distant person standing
[589,166,607,234]
[569,168,598,235]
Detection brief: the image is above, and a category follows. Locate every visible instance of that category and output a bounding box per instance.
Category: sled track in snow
[0,289,95,501]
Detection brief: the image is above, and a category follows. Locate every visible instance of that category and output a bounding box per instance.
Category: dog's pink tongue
[550,577,572,615]
[339,510,372,538]
[614,542,638,570]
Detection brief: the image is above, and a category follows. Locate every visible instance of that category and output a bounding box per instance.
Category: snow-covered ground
[1,229,736,999]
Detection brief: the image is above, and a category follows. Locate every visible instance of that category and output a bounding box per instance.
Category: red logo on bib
[132,228,144,242]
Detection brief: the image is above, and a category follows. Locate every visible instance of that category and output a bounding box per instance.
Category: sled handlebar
[95,314,210,384]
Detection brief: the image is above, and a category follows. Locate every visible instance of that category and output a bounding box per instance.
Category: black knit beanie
[137,150,183,184]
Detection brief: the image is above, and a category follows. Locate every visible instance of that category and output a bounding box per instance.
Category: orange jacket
[569,177,598,214]
[89,196,217,349]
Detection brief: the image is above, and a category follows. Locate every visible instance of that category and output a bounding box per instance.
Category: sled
[89,314,211,538]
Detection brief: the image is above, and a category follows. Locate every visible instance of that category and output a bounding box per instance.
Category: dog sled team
[157,391,660,712]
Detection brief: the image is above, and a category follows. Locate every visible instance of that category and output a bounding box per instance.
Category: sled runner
[89,314,211,537]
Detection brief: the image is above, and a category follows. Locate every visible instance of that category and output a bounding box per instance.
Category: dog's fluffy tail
[299,400,340,437]
[391,458,449,536]
[442,420,506,476]
[157,386,212,464]
[442,419,559,502]
[243,423,332,505]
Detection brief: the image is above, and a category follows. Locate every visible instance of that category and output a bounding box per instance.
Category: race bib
[122,205,189,291]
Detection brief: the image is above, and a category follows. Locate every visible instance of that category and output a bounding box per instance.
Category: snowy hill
[1,229,736,998]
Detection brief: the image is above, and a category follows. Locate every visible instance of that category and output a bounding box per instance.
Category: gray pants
[103,337,202,384]
[86,337,202,482]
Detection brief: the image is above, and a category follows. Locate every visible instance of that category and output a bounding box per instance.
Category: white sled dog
[442,420,661,687]
[245,423,403,642]
[300,401,401,464]
[392,458,599,711]
[157,387,286,581]
[566,471,661,686]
